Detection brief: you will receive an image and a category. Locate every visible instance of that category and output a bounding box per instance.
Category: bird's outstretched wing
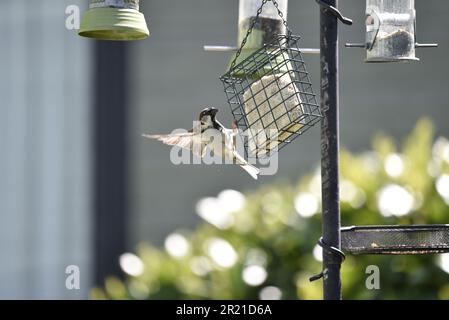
[143,133,207,157]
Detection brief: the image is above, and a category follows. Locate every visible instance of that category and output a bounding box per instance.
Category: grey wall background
[130,0,449,247]
[0,0,92,299]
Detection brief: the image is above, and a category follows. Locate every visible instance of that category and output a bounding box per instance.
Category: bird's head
[199,107,219,127]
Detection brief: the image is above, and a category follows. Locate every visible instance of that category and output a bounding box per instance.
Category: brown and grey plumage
[143,107,260,179]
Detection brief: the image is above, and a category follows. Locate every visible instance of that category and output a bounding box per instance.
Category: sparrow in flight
[143,107,260,179]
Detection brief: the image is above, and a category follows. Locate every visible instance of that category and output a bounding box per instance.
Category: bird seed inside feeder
[238,16,287,49]
[374,29,415,59]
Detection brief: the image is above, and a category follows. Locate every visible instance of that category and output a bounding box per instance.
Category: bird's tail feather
[240,164,260,180]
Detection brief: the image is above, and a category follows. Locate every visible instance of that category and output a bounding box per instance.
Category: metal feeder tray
[341,225,449,255]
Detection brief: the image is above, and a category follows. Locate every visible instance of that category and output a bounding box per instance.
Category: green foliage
[92,119,449,300]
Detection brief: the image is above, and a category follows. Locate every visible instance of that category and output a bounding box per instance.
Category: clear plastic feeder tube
[238,0,288,49]
[366,0,417,62]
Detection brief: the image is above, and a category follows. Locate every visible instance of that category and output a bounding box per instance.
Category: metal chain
[272,0,290,34]
[230,0,291,70]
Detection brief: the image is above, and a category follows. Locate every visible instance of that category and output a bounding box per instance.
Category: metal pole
[94,42,129,285]
[320,0,342,300]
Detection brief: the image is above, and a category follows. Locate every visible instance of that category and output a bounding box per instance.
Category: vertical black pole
[320,0,342,300]
[94,42,129,286]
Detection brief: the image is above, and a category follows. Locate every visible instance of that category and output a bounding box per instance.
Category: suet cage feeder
[346,0,437,62]
[220,0,321,159]
[79,0,149,41]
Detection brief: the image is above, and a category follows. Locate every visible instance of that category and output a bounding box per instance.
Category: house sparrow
[143,107,260,179]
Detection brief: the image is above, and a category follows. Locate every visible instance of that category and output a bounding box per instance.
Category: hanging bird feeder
[220,0,321,158]
[204,0,320,74]
[228,0,289,76]
[79,0,149,41]
[203,0,320,57]
[346,0,437,62]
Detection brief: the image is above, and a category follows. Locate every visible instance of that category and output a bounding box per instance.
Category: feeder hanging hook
[315,0,353,25]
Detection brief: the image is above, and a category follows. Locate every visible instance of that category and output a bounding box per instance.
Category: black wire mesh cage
[341,225,449,255]
[220,34,321,158]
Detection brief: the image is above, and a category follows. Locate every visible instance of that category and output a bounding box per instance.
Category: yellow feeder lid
[79,7,149,41]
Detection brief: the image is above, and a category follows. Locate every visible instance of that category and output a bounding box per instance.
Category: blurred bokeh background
[0,0,448,299]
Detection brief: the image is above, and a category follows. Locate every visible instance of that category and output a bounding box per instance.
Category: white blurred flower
[189,256,213,276]
[261,191,283,216]
[378,184,414,217]
[242,265,267,286]
[195,189,245,230]
[217,189,246,213]
[165,233,190,258]
[128,281,150,300]
[341,179,366,209]
[361,151,381,173]
[433,137,449,164]
[294,192,319,218]
[412,192,424,211]
[259,286,282,300]
[340,180,357,203]
[119,253,144,277]
[313,244,323,262]
[436,174,449,198]
[351,191,367,209]
[245,248,268,267]
[384,154,405,178]
[196,197,234,229]
[206,238,238,268]
[427,160,440,178]
[436,174,449,203]
[438,253,449,274]
[308,170,322,198]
